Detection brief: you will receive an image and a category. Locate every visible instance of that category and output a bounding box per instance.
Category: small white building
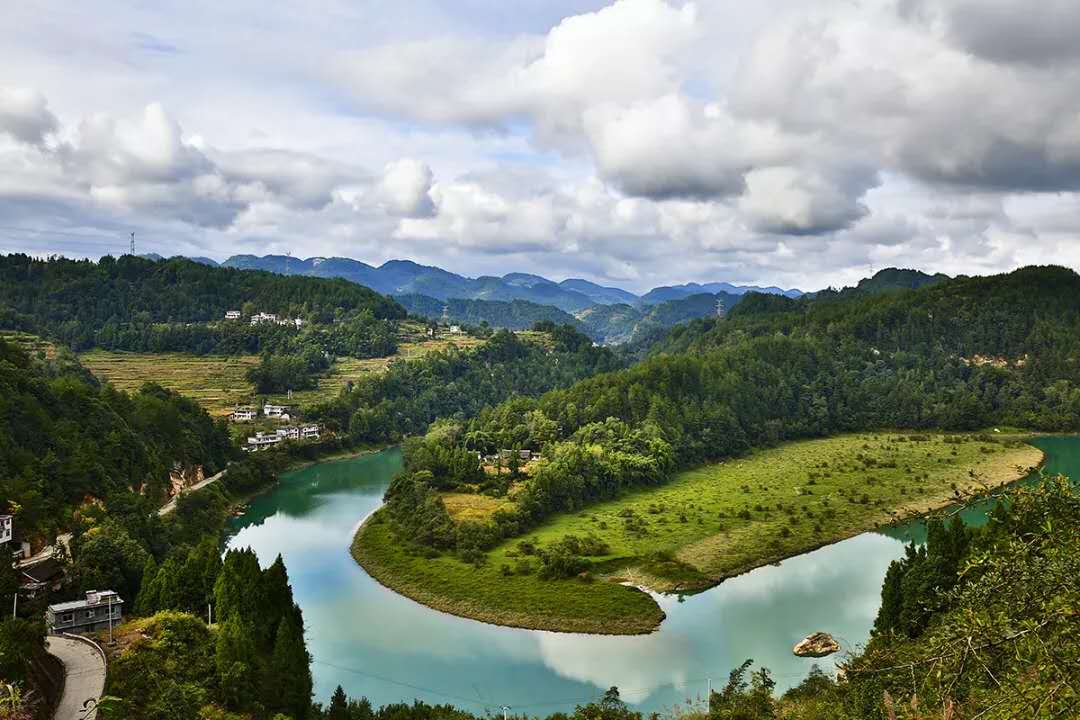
[0,515,11,545]
[247,432,283,450]
[230,407,256,423]
[263,403,290,418]
[276,426,300,441]
[225,310,242,320]
[449,325,462,334]
[301,423,320,440]
[250,312,279,326]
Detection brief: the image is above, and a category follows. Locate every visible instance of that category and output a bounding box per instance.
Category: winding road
[46,635,106,720]
[157,467,228,516]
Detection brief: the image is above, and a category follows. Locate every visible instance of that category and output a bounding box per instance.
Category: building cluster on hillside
[244,423,321,452]
[223,310,304,329]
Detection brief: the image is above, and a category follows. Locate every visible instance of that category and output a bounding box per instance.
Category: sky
[2,0,1080,293]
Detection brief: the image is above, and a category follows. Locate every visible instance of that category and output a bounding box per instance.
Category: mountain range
[212,254,803,311]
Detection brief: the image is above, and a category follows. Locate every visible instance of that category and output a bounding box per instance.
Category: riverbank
[351,432,1043,635]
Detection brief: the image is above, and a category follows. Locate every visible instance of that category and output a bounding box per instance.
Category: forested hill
[0,339,234,538]
[389,264,1080,562]
[395,294,581,331]
[0,253,405,350]
[658,265,1080,360]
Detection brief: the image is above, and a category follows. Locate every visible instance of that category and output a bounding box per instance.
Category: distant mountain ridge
[217,254,803,310]
[640,281,802,305]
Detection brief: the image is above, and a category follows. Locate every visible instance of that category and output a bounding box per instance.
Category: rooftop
[49,590,123,613]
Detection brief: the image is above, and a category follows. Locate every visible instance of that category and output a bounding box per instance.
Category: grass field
[79,331,485,418]
[353,433,1043,634]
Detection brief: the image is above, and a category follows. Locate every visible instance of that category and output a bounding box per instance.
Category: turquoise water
[224,437,1074,715]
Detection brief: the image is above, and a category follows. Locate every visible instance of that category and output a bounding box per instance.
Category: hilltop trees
[0,253,404,354]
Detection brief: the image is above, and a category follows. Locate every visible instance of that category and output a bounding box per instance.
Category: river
[224,436,1078,715]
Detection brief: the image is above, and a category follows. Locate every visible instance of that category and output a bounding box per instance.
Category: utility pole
[11,592,16,618]
[208,604,213,626]
[707,678,712,713]
[107,593,114,645]
[130,231,136,256]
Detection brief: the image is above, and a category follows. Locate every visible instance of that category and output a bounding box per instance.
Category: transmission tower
[129,231,136,256]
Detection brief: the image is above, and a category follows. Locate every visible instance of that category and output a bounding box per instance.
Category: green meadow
[354,432,1042,634]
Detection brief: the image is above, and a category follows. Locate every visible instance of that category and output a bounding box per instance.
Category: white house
[247,432,283,450]
[0,515,11,545]
[230,407,256,423]
[449,325,462,334]
[301,424,320,440]
[250,312,279,326]
[276,426,300,441]
[263,403,290,418]
[225,310,241,320]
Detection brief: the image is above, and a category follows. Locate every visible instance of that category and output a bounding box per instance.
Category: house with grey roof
[47,590,123,635]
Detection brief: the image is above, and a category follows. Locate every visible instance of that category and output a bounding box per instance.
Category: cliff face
[168,463,206,499]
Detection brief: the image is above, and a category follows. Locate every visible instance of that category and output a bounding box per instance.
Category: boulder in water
[793,632,840,658]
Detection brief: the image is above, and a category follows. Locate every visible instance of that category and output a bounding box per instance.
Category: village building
[250,312,279,326]
[449,325,462,334]
[230,407,256,423]
[263,403,290,419]
[47,590,123,634]
[225,310,242,320]
[0,515,11,545]
[277,426,300,441]
[301,423,320,440]
[19,556,64,597]
[247,431,283,450]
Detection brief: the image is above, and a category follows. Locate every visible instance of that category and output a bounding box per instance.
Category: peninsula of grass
[352,432,1043,635]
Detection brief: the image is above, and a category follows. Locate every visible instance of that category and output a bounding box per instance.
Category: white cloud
[2,0,1080,293]
[0,88,59,146]
[378,159,436,217]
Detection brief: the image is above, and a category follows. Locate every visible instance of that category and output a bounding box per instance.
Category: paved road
[46,636,106,720]
[157,467,228,516]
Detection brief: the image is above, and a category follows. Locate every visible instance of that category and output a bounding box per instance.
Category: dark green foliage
[247,353,324,393]
[0,618,46,685]
[310,327,620,445]
[396,295,581,332]
[872,518,971,638]
[69,522,150,603]
[0,340,235,538]
[266,613,313,719]
[0,254,404,354]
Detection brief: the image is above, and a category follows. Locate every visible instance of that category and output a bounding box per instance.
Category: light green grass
[353,433,1043,634]
[78,334,486,418]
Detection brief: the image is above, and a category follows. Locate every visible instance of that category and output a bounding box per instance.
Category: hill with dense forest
[0,340,234,539]
[0,254,404,357]
[358,265,1080,631]
[395,294,582,332]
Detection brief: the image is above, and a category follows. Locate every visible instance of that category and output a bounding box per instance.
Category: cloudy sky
[2,0,1079,292]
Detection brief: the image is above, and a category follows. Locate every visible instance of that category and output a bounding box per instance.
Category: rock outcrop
[793,632,840,658]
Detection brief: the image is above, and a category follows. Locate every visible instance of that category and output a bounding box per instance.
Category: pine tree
[215,617,259,711]
[133,556,159,615]
[262,554,295,638]
[215,548,265,627]
[326,686,348,720]
[265,614,312,720]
